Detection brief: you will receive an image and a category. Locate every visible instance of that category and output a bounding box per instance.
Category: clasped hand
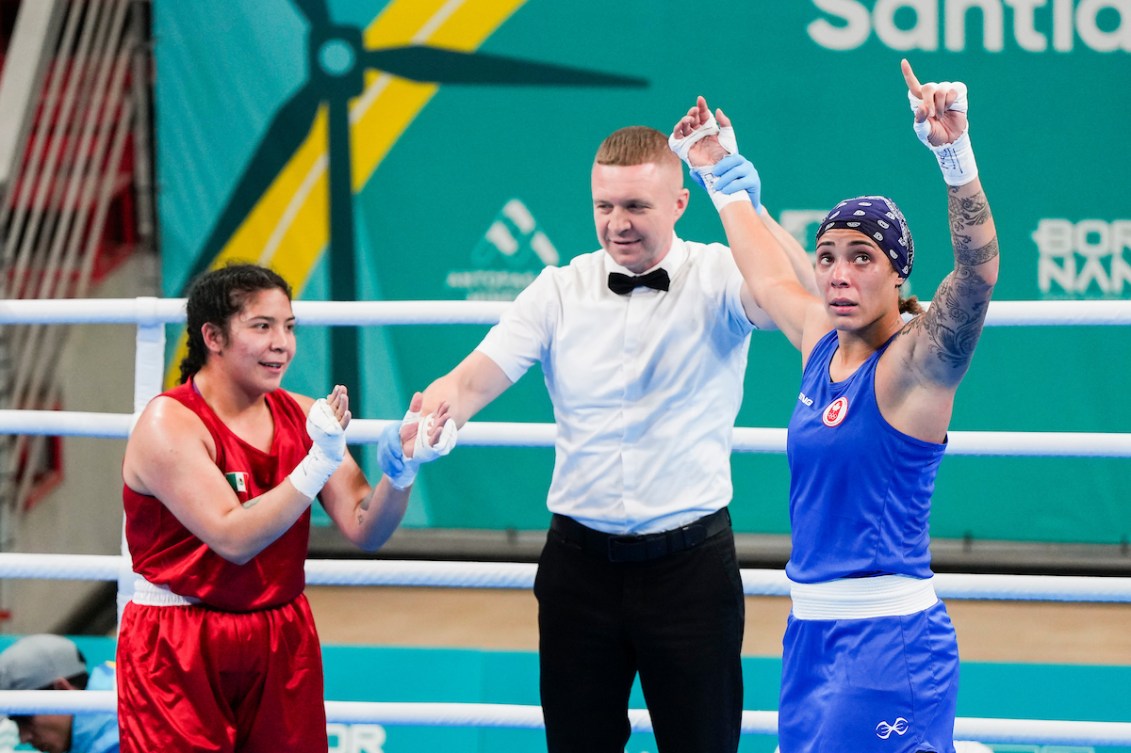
[376,392,456,490]
[670,96,762,211]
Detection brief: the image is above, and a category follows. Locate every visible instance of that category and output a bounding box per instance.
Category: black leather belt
[549,508,731,563]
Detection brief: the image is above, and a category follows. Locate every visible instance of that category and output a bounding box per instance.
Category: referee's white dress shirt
[477,233,768,535]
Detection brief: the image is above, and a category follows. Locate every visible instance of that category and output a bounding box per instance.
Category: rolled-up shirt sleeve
[475,267,557,383]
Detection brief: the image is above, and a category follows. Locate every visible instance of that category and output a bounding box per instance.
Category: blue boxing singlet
[785,329,947,584]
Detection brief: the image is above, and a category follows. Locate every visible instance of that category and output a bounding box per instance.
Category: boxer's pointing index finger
[901,58,922,98]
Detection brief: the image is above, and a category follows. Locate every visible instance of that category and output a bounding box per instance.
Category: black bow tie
[607,268,670,295]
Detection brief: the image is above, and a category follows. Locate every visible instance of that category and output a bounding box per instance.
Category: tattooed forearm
[905,181,998,378]
[956,236,999,267]
[948,187,992,233]
[947,184,998,276]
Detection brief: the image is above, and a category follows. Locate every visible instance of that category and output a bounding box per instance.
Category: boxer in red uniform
[118,264,454,753]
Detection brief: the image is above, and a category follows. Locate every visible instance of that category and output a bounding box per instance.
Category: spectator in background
[0,634,117,753]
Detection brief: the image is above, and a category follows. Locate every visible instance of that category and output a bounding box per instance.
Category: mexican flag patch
[225,472,249,493]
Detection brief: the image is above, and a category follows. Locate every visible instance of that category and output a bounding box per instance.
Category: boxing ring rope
[2,691,1131,746]
[3,553,1131,604]
[4,408,1131,458]
[5,410,1131,457]
[1,297,1130,746]
[4,296,1131,325]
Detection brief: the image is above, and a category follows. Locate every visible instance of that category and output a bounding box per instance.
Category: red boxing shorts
[117,593,328,753]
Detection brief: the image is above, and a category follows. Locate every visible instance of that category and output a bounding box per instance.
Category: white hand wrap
[412,412,458,463]
[908,82,979,187]
[382,406,458,491]
[668,111,745,210]
[288,398,347,499]
[668,110,737,161]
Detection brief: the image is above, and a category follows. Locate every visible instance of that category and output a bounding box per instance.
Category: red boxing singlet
[123,380,313,611]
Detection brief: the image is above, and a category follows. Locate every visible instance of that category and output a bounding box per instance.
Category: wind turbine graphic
[186,0,649,407]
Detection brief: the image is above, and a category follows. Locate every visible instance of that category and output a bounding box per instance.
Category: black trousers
[534,517,745,753]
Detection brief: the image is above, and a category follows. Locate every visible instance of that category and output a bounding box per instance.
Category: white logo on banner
[780,209,828,249]
[808,0,1131,53]
[779,208,823,263]
[1034,218,1131,296]
[327,723,387,753]
[445,198,558,300]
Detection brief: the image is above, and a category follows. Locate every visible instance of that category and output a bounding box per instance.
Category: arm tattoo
[948,187,998,269]
[957,236,999,267]
[908,187,998,371]
[916,268,993,368]
[948,188,992,233]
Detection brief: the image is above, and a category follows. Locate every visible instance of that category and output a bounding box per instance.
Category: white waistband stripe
[790,575,938,620]
[130,576,200,607]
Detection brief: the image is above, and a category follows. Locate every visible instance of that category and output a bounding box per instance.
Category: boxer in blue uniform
[671,59,999,752]
[780,322,959,751]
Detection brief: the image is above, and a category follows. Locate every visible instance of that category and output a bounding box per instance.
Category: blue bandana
[815,196,914,278]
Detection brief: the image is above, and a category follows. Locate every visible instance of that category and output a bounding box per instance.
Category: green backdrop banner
[154,1,1131,544]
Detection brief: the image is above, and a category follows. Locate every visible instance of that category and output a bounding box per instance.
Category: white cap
[0,635,86,691]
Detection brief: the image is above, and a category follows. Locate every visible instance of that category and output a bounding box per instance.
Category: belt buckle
[607,534,645,562]
[680,522,707,549]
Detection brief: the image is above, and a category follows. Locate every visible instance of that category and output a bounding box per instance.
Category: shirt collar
[603,232,688,279]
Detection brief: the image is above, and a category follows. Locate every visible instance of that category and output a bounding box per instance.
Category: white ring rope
[975,299,1131,327]
[0,298,518,325]
[2,553,1131,603]
[0,692,1129,746]
[2,297,1131,326]
[0,409,133,438]
[1,412,1129,458]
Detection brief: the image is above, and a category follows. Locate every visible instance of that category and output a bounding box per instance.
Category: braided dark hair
[179,263,293,384]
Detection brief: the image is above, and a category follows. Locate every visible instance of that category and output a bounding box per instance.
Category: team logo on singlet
[875,717,909,739]
[822,396,849,427]
[225,471,249,493]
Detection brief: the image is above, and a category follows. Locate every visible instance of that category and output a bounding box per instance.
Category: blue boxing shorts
[777,600,959,753]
